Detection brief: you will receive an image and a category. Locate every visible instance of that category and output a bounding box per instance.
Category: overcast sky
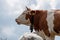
[0,0,60,40]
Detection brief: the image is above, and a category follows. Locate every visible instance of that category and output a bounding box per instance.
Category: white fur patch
[35,30,46,39]
[46,10,54,33]
[35,30,55,40]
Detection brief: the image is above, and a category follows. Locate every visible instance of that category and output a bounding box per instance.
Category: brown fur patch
[26,10,50,37]
[54,10,60,33]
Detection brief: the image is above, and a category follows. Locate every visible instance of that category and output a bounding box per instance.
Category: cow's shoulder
[54,10,60,14]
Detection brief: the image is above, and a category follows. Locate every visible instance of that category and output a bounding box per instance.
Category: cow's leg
[35,31,46,40]
[49,35,55,40]
[43,29,50,37]
[53,27,59,33]
[45,35,55,40]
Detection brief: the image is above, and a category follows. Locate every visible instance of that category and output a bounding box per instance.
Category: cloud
[29,0,50,10]
[36,0,45,9]
[1,26,16,36]
[30,0,58,10]
[30,0,45,10]
[50,0,57,9]
[6,0,19,7]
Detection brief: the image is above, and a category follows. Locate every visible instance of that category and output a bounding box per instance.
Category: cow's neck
[30,15,34,32]
[29,10,36,32]
[36,10,46,17]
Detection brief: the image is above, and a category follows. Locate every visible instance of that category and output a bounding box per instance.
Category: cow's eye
[25,14,29,20]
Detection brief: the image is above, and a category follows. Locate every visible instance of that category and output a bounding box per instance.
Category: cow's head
[15,7,32,26]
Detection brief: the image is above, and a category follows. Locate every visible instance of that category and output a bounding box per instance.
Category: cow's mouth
[16,22,21,24]
[15,19,21,24]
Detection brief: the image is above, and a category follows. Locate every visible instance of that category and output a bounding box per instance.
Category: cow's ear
[31,11,36,15]
[26,7,30,10]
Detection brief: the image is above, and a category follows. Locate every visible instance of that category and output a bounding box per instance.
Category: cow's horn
[26,6,30,10]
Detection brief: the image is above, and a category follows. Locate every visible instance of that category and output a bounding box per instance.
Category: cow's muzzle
[15,19,21,24]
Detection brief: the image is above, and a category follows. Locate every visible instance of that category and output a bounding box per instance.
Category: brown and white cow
[15,7,60,40]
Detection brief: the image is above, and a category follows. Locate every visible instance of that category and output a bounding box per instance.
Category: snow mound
[19,32,43,40]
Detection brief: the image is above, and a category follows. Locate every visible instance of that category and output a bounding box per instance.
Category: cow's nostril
[15,19,20,22]
[15,19,21,24]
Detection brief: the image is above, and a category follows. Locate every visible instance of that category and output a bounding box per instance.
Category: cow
[19,32,43,40]
[15,7,60,40]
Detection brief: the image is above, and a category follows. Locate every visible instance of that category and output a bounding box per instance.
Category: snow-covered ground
[19,32,43,40]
